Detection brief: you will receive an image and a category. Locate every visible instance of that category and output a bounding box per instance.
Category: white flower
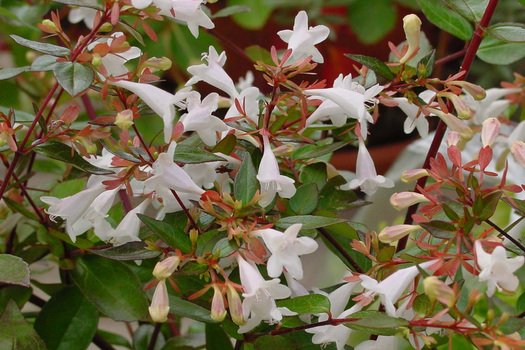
[225,86,261,124]
[144,142,205,197]
[475,241,524,296]
[179,92,228,146]
[463,87,520,124]
[277,11,329,63]
[236,255,293,333]
[253,223,318,280]
[256,136,296,207]
[104,198,152,245]
[354,335,398,350]
[186,46,238,98]
[359,260,437,316]
[304,74,383,139]
[149,279,170,322]
[391,90,436,138]
[306,282,362,350]
[68,7,99,29]
[341,135,394,196]
[111,80,191,143]
[41,185,106,242]
[88,32,141,77]
[161,0,215,38]
[132,0,172,11]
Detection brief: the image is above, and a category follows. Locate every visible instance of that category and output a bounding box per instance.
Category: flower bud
[427,108,473,141]
[437,92,471,120]
[401,169,428,183]
[399,14,422,64]
[272,144,295,157]
[390,192,429,210]
[98,22,113,33]
[115,109,134,130]
[424,276,455,308]
[210,284,227,322]
[92,53,103,67]
[149,280,170,322]
[481,117,500,148]
[448,81,486,101]
[226,283,245,326]
[41,19,58,33]
[511,141,525,168]
[378,224,421,243]
[153,255,180,280]
[446,131,460,147]
[144,57,172,72]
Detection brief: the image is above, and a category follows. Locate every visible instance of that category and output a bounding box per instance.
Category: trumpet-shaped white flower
[111,80,191,143]
[354,335,398,350]
[236,255,293,333]
[256,136,296,206]
[186,46,238,98]
[463,87,520,123]
[144,142,205,197]
[68,7,99,29]
[391,90,435,138]
[306,281,363,350]
[253,223,318,280]
[103,198,152,245]
[359,260,437,316]
[225,86,261,124]
[277,11,330,63]
[88,32,141,77]
[475,241,524,296]
[341,135,394,196]
[131,0,172,11]
[161,0,214,38]
[149,279,170,322]
[304,74,383,139]
[179,92,228,146]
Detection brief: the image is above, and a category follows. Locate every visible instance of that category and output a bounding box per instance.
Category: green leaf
[227,0,273,30]
[348,0,397,44]
[299,162,327,189]
[138,214,192,254]
[196,230,226,256]
[71,255,149,322]
[169,296,217,323]
[31,55,58,71]
[2,196,39,221]
[10,35,70,56]
[33,141,114,175]
[173,144,226,164]
[212,5,250,18]
[441,0,489,23]
[0,286,32,312]
[344,310,409,335]
[50,0,103,9]
[420,220,456,239]
[0,301,46,350]
[205,324,234,350]
[245,45,273,65]
[418,0,473,40]
[474,191,501,221]
[0,254,30,287]
[291,141,349,160]
[485,24,525,43]
[276,294,331,315]
[499,317,525,335]
[417,49,435,78]
[276,215,346,230]
[53,62,94,96]
[96,330,132,349]
[88,242,162,261]
[517,292,525,315]
[318,175,360,211]
[345,54,394,80]
[253,335,296,350]
[133,324,165,350]
[212,237,239,258]
[0,66,30,80]
[212,133,237,155]
[234,152,258,204]
[34,287,99,350]
[290,183,319,215]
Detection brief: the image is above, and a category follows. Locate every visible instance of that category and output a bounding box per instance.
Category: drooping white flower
[161,0,215,38]
[359,260,437,316]
[87,32,141,77]
[41,185,107,242]
[186,46,238,98]
[341,135,394,196]
[277,11,330,63]
[236,255,293,333]
[304,74,383,139]
[306,281,362,350]
[253,223,318,280]
[179,92,228,146]
[256,136,296,207]
[225,86,261,124]
[399,14,422,64]
[391,90,436,138]
[68,7,99,29]
[474,241,524,296]
[463,87,520,123]
[111,80,191,143]
[103,198,152,245]
[149,279,170,322]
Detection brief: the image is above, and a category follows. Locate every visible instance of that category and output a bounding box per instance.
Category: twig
[486,219,525,253]
[318,227,363,273]
[147,323,162,350]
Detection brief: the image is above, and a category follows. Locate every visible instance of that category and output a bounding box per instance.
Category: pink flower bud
[378,224,421,243]
[399,14,422,64]
[427,108,473,141]
[210,284,227,322]
[400,169,428,183]
[511,141,525,168]
[153,256,180,280]
[448,81,486,100]
[446,131,460,147]
[390,192,429,210]
[423,276,455,308]
[437,92,471,120]
[226,283,245,326]
[149,280,170,322]
[115,109,134,130]
[481,118,500,148]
